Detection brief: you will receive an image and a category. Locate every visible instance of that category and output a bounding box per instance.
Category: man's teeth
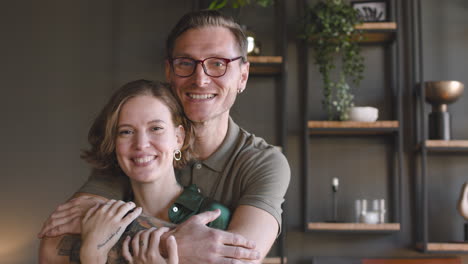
[133,156,155,164]
[188,94,215,99]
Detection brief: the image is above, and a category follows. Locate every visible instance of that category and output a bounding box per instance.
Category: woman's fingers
[138,228,152,254]
[122,235,134,264]
[122,207,142,226]
[131,230,143,257]
[166,235,179,264]
[82,204,100,223]
[148,227,168,251]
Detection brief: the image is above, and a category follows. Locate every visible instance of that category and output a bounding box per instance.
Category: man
[39,9,290,264]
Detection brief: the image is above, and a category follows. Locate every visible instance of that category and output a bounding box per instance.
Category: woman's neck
[130,172,183,222]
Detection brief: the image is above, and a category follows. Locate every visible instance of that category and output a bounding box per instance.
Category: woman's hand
[80,200,142,264]
[122,227,178,264]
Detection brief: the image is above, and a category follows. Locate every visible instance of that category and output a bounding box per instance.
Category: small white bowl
[349,106,378,122]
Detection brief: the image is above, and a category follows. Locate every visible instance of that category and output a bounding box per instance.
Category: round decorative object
[362,211,379,224]
[425,80,464,111]
[348,106,379,122]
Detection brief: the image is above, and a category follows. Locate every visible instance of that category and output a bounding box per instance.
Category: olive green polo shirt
[175,118,290,230]
[78,117,290,230]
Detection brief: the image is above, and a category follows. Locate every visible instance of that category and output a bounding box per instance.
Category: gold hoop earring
[173,149,182,161]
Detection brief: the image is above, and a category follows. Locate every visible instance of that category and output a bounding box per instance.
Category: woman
[41,80,231,264]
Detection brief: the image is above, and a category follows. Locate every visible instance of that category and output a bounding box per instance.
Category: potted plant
[301,0,365,120]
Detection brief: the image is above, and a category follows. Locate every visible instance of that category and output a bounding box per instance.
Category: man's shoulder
[235,127,288,168]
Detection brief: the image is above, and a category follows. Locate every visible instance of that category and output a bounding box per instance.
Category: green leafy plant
[301,0,365,120]
[208,0,274,10]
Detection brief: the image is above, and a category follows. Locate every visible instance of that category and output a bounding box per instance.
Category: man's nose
[192,62,211,87]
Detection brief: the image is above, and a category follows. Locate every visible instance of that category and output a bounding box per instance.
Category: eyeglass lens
[172,57,229,77]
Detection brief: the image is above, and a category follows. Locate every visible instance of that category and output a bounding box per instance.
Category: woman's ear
[175,125,185,149]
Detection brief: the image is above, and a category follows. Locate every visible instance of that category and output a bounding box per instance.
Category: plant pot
[348,106,378,122]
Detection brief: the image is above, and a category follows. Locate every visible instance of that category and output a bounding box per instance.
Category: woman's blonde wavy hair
[81,80,194,170]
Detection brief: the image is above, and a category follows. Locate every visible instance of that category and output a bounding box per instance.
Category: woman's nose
[134,132,150,149]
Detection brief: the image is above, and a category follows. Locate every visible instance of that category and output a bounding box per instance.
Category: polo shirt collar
[202,117,240,172]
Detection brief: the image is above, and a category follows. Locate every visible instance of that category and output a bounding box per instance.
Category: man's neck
[193,114,229,160]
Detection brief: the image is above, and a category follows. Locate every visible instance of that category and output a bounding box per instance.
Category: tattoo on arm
[56,214,175,264]
[57,235,81,263]
[97,226,122,250]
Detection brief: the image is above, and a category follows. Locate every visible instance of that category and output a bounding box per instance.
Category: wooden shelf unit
[355,22,398,43]
[308,222,400,232]
[425,140,468,152]
[248,56,283,75]
[416,242,468,253]
[426,242,468,252]
[263,257,287,264]
[308,120,399,135]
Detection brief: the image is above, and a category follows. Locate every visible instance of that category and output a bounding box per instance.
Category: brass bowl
[425,80,464,106]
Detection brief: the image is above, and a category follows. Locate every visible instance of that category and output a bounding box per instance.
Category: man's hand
[164,210,260,264]
[37,194,108,238]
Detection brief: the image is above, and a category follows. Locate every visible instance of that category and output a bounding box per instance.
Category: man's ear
[175,125,185,149]
[238,61,250,92]
[165,60,172,82]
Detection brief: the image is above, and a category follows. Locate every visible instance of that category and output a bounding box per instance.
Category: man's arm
[227,205,278,263]
[164,210,260,264]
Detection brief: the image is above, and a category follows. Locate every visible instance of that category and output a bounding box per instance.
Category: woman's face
[115,95,184,183]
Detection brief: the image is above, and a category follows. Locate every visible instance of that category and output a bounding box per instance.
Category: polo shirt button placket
[195,163,202,170]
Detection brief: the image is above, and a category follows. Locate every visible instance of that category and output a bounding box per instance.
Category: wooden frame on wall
[351,0,389,22]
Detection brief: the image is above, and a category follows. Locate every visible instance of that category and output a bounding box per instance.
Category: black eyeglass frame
[169,56,244,78]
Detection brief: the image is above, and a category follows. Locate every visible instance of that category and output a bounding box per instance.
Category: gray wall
[1,0,468,263]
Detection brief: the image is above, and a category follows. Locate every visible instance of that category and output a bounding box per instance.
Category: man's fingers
[220,244,260,261]
[37,211,81,238]
[166,235,178,264]
[122,235,134,263]
[219,258,254,264]
[189,209,221,225]
[45,217,81,237]
[224,232,256,249]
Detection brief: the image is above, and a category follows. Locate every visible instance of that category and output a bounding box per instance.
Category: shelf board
[248,56,283,75]
[425,140,468,152]
[308,22,397,44]
[425,242,468,253]
[308,222,400,232]
[263,257,287,264]
[249,56,283,64]
[355,22,397,30]
[355,22,397,43]
[308,120,399,135]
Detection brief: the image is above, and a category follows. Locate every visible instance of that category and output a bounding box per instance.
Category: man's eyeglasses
[170,56,243,78]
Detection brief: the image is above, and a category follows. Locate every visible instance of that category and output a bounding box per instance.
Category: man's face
[165,26,249,123]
